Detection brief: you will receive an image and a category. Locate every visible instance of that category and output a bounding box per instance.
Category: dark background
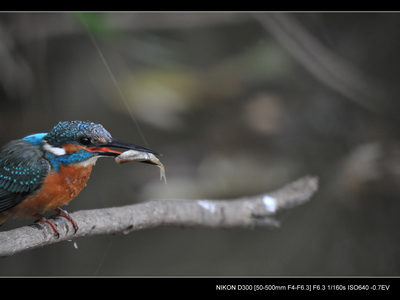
[0,12,400,276]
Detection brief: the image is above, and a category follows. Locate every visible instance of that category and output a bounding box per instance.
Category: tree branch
[0,175,318,257]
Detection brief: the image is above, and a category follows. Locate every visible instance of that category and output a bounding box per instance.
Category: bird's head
[40,121,159,168]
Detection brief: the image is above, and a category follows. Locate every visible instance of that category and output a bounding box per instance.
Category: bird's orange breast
[7,164,93,219]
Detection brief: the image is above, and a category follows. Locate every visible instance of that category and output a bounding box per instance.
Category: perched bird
[0,120,160,237]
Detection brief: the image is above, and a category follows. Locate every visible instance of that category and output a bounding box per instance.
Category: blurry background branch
[0,175,318,257]
[253,13,389,116]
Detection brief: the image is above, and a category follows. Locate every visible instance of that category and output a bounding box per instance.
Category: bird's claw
[50,208,79,234]
[33,213,60,238]
[33,208,78,238]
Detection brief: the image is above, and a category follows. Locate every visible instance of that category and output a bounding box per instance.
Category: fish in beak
[87,138,166,183]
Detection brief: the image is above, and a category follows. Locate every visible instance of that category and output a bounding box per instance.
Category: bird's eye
[79,137,91,145]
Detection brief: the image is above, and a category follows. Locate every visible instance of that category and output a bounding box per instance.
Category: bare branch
[0,175,318,257]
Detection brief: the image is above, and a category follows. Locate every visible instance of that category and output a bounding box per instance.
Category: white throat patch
[43,141,67,156]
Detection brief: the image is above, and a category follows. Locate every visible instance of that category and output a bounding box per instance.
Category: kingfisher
[0,120,160,237]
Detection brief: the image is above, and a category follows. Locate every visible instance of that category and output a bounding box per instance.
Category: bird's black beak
[87,138,161,157]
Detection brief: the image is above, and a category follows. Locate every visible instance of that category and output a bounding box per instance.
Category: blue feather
[22,133,47,146]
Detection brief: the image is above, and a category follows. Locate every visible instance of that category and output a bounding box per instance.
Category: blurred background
[0,12,400,276]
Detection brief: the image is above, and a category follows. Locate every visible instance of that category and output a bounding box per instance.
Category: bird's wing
[0,140,50,212]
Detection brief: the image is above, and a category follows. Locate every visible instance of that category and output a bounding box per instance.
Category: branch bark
[0,175,318,257]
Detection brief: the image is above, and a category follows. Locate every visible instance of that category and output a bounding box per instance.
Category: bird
[0,120,160,237]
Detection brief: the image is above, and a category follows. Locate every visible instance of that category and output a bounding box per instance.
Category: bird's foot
[50,208,79,234]
[33,213,60,238]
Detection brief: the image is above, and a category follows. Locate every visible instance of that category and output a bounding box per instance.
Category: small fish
[115,150,166,183]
